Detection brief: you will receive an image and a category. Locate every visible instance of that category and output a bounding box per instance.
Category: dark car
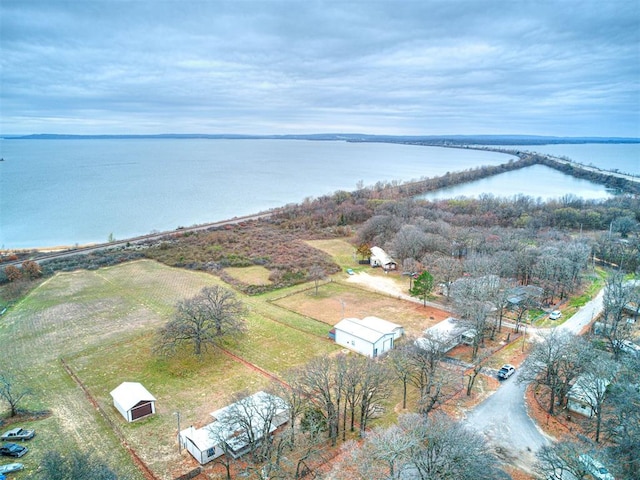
[0,443,28,458]
[497,364,516,380]
[1,427,35,441]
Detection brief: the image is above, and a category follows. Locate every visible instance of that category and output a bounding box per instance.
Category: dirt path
[345,271,454,313]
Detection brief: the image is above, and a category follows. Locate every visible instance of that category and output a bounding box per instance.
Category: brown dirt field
[273,280,449,337]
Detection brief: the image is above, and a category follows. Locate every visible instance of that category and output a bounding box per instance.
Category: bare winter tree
[518,330,590,414]
[599,271,637,359]
[451,275,498,359]
[535,437,593,480]
[466,351,491,396]
[156,285,247,356]
[576,355,617,443]
[307,264,326,295]
[336,413,500,480]
[297,356,340,446]
[0,372,31,417]
[26,449,120,480]
[410,337,456,415]
[392,225,428,263]
[409,337,445,400]
[601,355,640,480]
[358,357,392,436]
[421,252,463,302]
[386,343,414,409]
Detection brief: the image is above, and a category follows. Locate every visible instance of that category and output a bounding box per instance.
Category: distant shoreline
[2,132,639,145]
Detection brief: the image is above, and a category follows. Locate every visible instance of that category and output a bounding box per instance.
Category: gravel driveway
[463,370,552,472]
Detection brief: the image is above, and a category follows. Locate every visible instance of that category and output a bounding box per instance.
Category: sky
[1,0,639,137]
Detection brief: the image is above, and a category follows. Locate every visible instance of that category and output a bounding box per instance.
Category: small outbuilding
[180,424,224,464]
[333,316,403,357]
[369,246,397,270]
[110,382,156,423]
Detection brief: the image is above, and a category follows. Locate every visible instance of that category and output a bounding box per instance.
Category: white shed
[333,317,401,357]
[110,382,156,422]
[180,423,225,464]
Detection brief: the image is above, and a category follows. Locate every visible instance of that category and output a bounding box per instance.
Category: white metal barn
[110,382,156,422]
[333,317,402,357]
[180,391,289,465]
[369,246,397,270]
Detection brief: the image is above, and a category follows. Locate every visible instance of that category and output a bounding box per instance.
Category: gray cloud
[1,0,638,136]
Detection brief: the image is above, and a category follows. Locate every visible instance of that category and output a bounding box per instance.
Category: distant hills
[3,133,639,145]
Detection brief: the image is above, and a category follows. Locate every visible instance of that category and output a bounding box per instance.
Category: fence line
[60,358,160,480]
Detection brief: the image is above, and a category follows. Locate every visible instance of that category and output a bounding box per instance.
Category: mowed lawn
[0,259,340,480]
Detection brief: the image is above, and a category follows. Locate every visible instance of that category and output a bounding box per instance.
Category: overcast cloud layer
[1,0,639,136]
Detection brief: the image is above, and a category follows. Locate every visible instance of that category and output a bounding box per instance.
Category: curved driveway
[463,370,551,471]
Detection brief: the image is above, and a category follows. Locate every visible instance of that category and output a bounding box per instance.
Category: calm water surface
[1,139,635,249]
[1,139,514,248]
[507,143,639,174]
[418,164,615,201]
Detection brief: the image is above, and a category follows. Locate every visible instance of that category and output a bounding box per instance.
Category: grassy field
[223,265,272,285]
[304,238,358,271]
[0,250,527,479]
[0,260,343,479]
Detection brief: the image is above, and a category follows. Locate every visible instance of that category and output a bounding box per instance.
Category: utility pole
[174,411,181,454]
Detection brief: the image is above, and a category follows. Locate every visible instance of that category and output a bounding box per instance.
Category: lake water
[1,139,514,249]
[506,143,639,174]
[0,139,636,249]
[418,164,616,202]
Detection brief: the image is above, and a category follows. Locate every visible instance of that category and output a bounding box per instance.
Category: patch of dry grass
[224,265,272,285]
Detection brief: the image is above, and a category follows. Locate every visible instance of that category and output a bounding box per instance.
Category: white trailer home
[180,391,289,465]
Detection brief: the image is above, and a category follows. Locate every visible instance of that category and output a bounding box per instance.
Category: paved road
[464,370,551,472]
[557,289,604,334]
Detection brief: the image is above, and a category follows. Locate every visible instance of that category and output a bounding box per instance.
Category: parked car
[1,427,35,441]
[578,454,614,480]
[549,310,562,320]
[614,339,640,356]
[0,463,24,474]
[346,268,355,275]
[0,444,28,458]
[497,364,516,380]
